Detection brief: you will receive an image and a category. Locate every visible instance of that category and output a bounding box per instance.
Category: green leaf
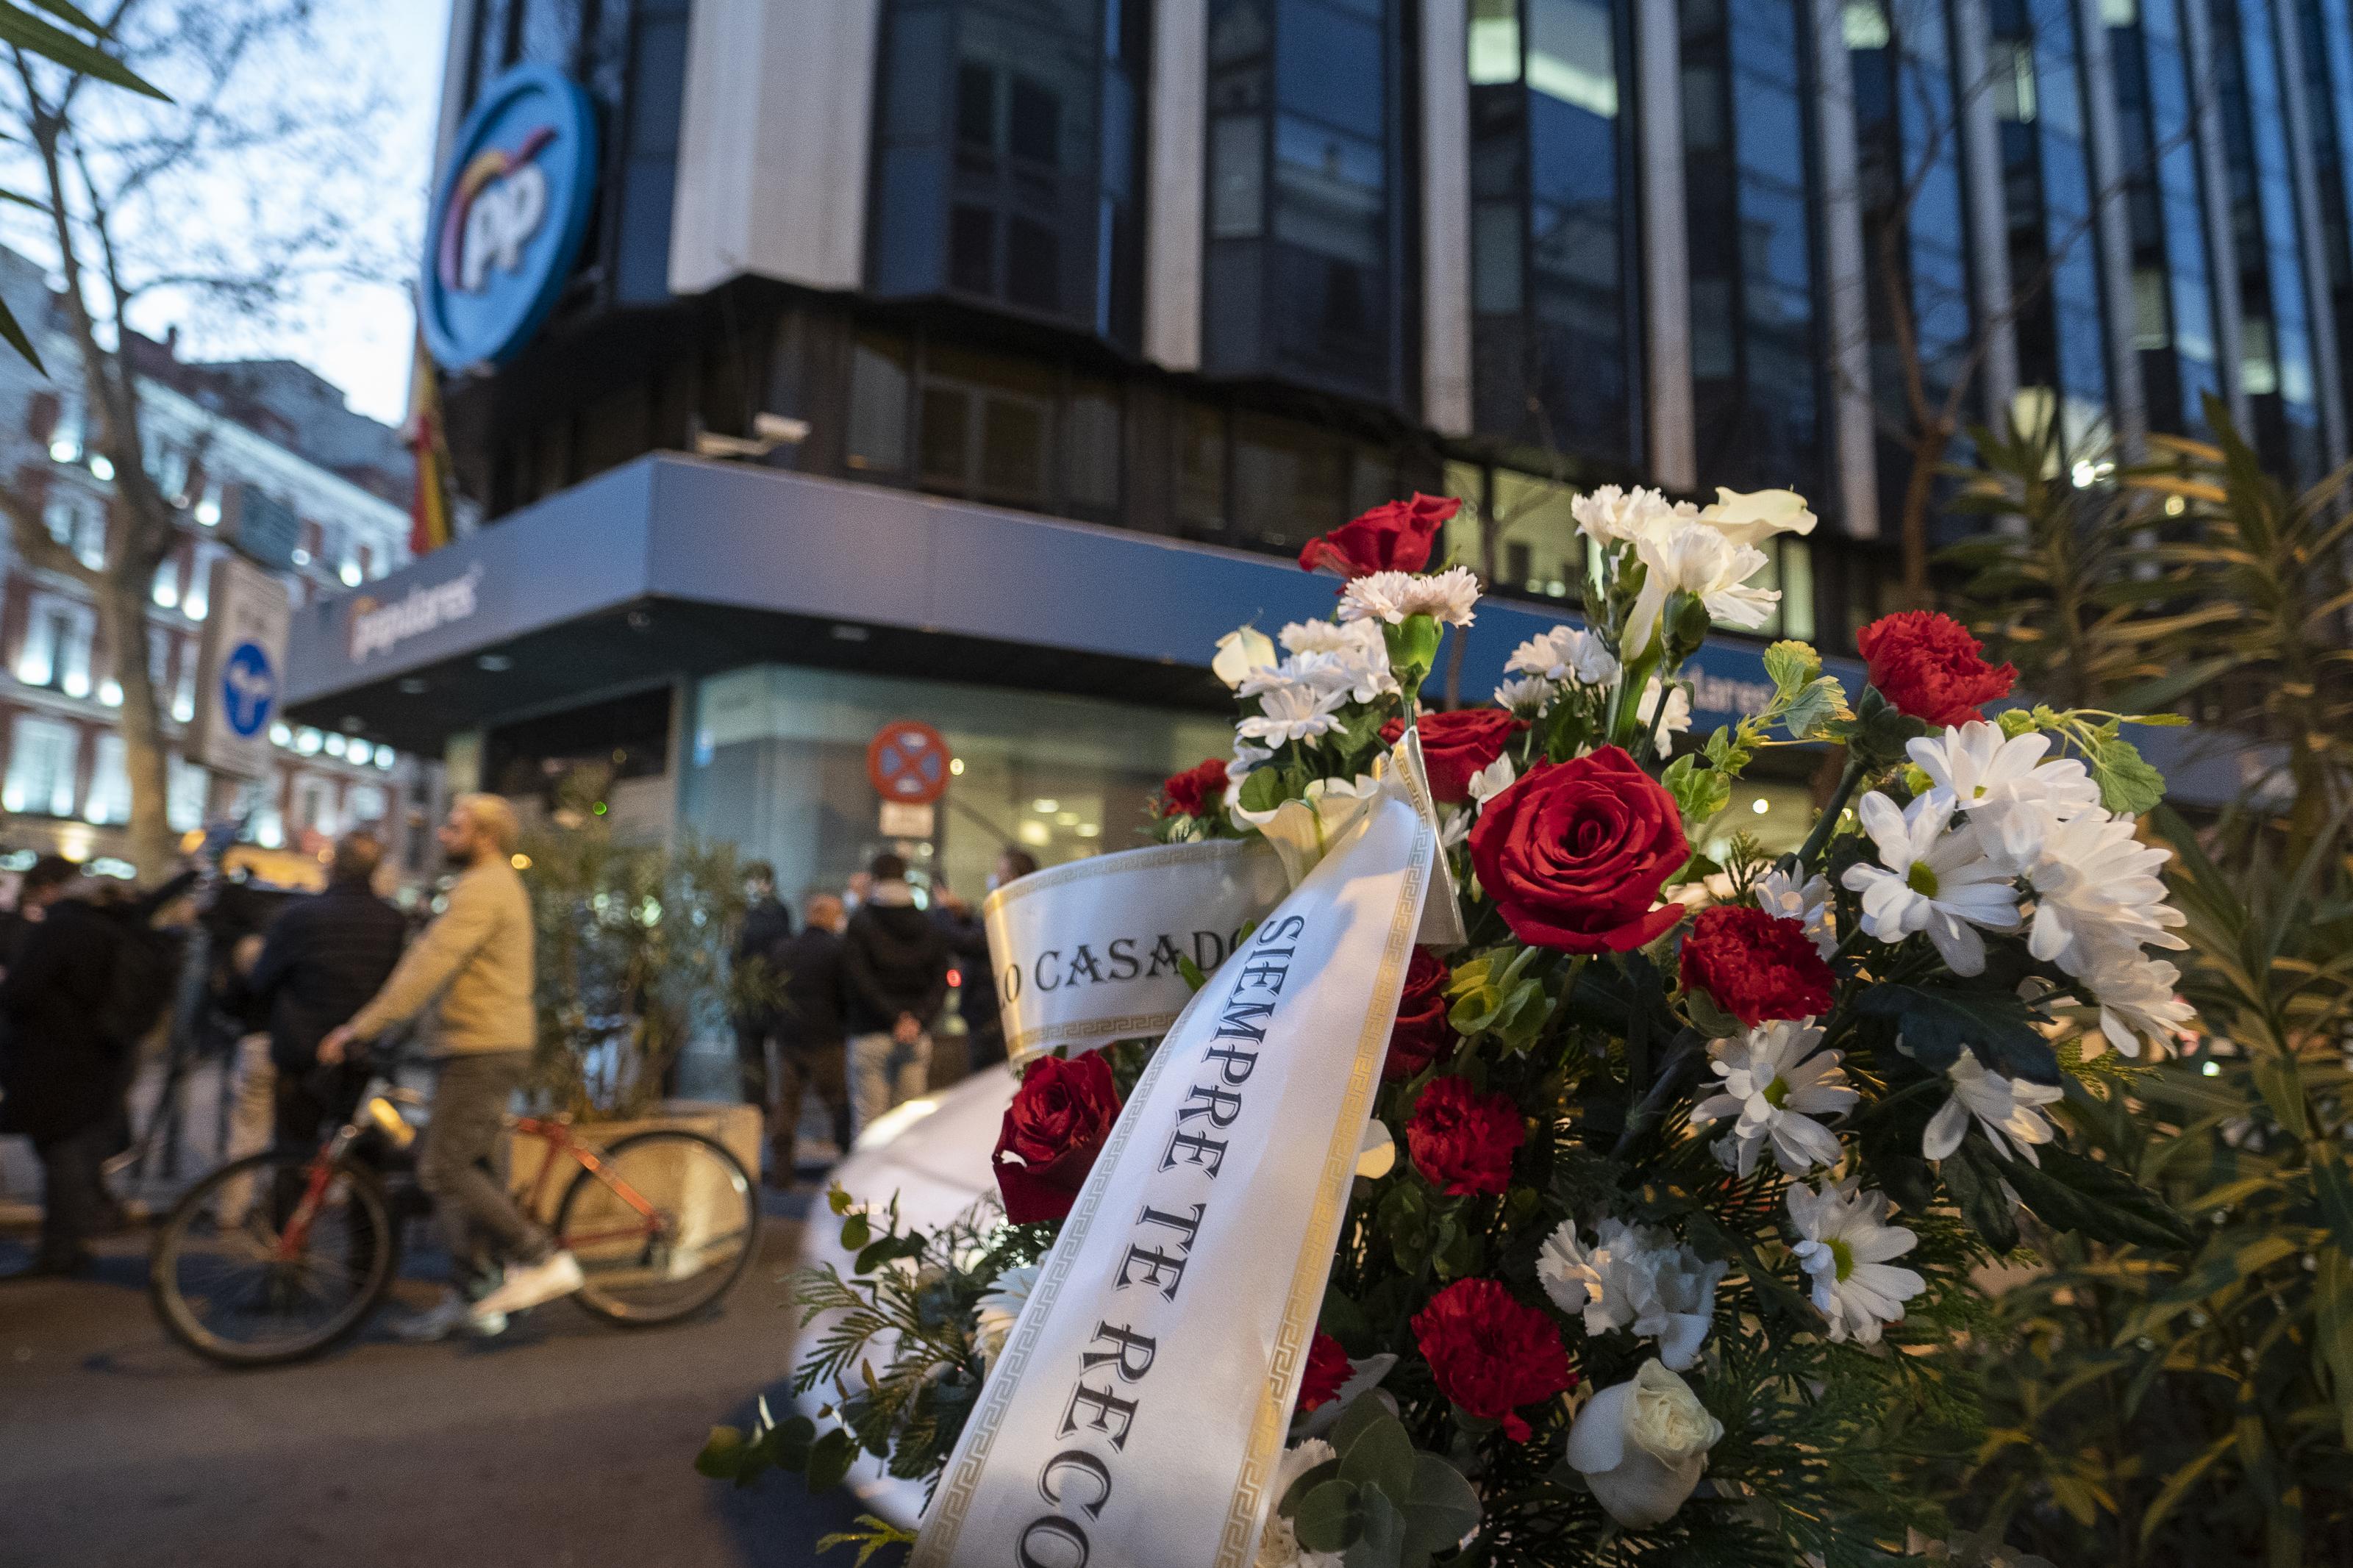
[2002,1144,2196,1250]
[1238,765,1293,814]
[0,4,169,99]
[1942,1138,2020,1251]
[693,1424,751,1480]
[804,1425,858,1494]
[1337,1408,1417,1499]
[1763,639,1821,693]
[2315,1249,2353,1448]
[1176,953,1208,992]
[2315,1148,2353,1253]
[1292,1478,1365,1553]
[1398,1453,1482,1557]
[2088,734,2167,817]
[1781,676,1848,741]
[1854,981,2059,1084]
[1662,753,1732,825]
[1346,1484,1407,1568]
[838,1209,871,1253]
[1682,985,1742,1039]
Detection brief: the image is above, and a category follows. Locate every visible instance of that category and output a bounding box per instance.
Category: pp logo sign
[220,641,276,739]
[449,126,555,294]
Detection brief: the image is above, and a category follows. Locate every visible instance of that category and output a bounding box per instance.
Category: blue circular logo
[419,64,599,369]
[221,642,276,739]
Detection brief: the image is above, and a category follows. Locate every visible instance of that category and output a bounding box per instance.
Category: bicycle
[149,1065,761,1367]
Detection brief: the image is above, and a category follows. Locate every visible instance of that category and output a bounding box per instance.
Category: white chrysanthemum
[1537,1217,1727,1371]
[1254,1439,1344,1568]
[1573,484,1686,544]
[1506,624,1621,687]
[1921,1051,2064,1164]
[1692,1019,1857,1177]
[2020,807,2187,975]
[1279,618,1382,657]
[1787,1180,1926,1346]
[1336,566,1481,627]
[974,1261,1042,1372]
[1756,868,1836,959]
[1237,681,1347,748]
[1638,676,1691,738]
[2079,948,2193,1058]
[1907,723,2101,869]
[1468,752,1516,806]
[1699,487,1819,549]
[1840,791,2021,975]
[1493,674,1554,715]
[1625,520,1777,657]
[1282,644,1397,706]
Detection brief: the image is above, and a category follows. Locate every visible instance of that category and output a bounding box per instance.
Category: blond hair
[454,792,521,855]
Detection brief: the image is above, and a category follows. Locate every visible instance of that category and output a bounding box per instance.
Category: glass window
[1210,116,1268,237]
[1528,0,1620,115]
[1174,401,1228,528]
[847,331,912,473]
[1271,115,1385,263]
[1487,469,1584,598]
[1065,382,1121,510]
[1276,1,1385,137]
[169,757,208,834]
[84,733,129,825]
[1471,0,1524,82]
[1232,412,1344,548]
[3,713,77,816]
[914,346,1058,506]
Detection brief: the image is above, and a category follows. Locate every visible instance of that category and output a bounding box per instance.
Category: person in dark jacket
[765,891,849,1184]
[0,854,82,978]
[935,848,1038,1072]
[729,860,793,1120]
[244,832,408,1165]
[840,853,949,1137]
[0,864,190,1276]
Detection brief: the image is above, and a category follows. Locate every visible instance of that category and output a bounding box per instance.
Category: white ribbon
[982,838,1289,1062]
[912,778,1437,1568]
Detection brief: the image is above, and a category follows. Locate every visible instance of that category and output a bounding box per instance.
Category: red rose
[1385,948,1454,1081]
[1407,1075,1524,1196]
[1466,747,1689,954]
[1379,709,1527,804]
[1161,756,1229,819]
[1298,1329,1352,1414]
[1679,903,1836,1027]
[1298,493,1460,579]
[992,1050,1122,1224]
[1855,610,2017,728]
[1410,1278,1574,1442]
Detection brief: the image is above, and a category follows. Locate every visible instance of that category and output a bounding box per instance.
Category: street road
[0,1195,866,1567]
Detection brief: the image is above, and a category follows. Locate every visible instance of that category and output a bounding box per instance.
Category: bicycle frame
[512,1116,670,1251]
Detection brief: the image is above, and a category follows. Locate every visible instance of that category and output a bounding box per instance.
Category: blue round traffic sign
[221,641,276,738]
[419,64,599,369]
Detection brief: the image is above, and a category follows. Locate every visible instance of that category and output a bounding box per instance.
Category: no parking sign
[866,720,950,805]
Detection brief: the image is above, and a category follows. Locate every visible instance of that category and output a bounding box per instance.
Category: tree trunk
[1898,424,1952,610]
[96,569,177,878]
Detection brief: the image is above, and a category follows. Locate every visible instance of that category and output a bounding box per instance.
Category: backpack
[100,917,184,1050]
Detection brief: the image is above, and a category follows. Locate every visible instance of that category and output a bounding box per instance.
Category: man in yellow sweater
[322,792,578,1338]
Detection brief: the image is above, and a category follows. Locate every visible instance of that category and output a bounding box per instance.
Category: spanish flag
[401,327,455,558]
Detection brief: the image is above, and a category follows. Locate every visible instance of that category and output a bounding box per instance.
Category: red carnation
[1679,903,1837,1027]
[1385,948,1454,1081]
[1407,1075,1524,1196]
[1466,747,1689,954]
[1379,709,1527,804]
[992,1050,1122,1224]
[1298,493,1460,579]
[1855,610,2017,728]
[1298,1329,1352,1414]
[1410,1278,1574,1442]
[1161,756,1229,819]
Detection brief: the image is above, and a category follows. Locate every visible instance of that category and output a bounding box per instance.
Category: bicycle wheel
[149,1153,399,1367]
[556,1130,758,1326]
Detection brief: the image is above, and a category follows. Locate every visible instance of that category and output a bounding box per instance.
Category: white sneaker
[468,1250,584,1321]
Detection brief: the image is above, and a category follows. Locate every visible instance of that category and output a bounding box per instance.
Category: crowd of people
[727,845,1034,1189]
[0,809,1035,1334]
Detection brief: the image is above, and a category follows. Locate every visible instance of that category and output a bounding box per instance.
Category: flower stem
[1796,754,1869,873]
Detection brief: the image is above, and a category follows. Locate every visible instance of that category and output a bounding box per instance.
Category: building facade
[284,0,2267,905]
[0,249,432,883]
